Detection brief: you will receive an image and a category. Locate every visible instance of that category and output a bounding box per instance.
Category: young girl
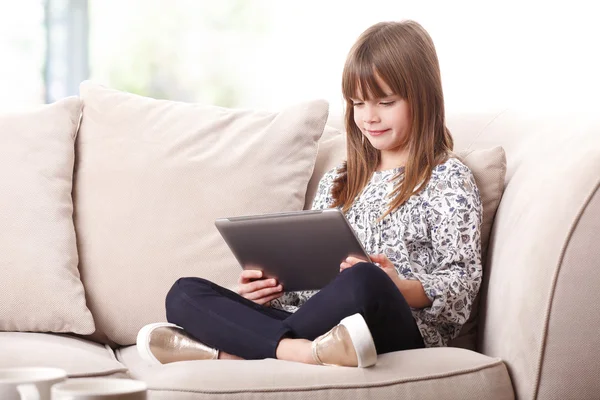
[136,20,482,368]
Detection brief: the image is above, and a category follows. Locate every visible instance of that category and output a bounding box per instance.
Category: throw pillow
[74,81,329,345]
[0,97,95,334]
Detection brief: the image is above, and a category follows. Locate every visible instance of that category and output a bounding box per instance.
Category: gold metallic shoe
[312,313,377,368]
[136,322,219,365]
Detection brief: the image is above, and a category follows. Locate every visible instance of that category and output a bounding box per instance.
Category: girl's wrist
[393,277,432,308]
[391,274,408,294]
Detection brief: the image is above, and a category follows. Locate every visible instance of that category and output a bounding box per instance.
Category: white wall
[0,0,45,109]
[249,0,600,115]
[1,0,599,115]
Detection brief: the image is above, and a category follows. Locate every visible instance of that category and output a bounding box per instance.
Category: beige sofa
[1,82,599,400]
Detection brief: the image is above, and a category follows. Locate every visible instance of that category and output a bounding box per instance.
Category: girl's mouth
[367,129,389,137]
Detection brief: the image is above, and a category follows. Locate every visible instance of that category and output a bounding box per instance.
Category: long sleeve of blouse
[408,163,483,345]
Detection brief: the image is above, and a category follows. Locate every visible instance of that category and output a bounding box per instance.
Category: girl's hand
[339,256,369,271]
[369,254,399,281]
[237,268,283,305]
[340,254,398,280]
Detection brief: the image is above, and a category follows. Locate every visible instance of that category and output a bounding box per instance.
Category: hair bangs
[342,52,390,101]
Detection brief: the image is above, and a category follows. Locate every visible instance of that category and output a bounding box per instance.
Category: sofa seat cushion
[0,333,127,378]
[117,346,513,399]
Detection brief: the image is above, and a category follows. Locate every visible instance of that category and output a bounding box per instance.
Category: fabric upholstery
[304,125,348,210]
[472,110,600,400]
[74,81,329,346]
[0,332,126,377]
[536,187,600,399]
[0,97,95,334]
[117,346,513,400]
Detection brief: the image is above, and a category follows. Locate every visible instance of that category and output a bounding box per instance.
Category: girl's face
[350,78,411,169]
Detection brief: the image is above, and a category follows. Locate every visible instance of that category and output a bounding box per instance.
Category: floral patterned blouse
[270,157,483,347]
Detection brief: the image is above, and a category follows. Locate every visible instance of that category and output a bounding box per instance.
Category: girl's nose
[363,107,380,124]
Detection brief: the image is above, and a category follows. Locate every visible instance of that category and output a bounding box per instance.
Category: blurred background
[1,0,598,115]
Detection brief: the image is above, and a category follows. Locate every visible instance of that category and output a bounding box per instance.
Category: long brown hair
[332,20,453,220]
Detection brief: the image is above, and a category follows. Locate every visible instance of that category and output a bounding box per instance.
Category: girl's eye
[380,101,395,106]
[353,102,364,107]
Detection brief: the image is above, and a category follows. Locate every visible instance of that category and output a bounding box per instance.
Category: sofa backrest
[321,110,600,400]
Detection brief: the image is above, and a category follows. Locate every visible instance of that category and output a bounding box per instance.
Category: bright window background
[2,0,599,115]
[0,0,45,109]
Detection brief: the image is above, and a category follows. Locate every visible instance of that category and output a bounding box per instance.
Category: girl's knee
[346,262,388,283]
[342,262,392,301]
[165,277,211,315]
[169,276,211,294]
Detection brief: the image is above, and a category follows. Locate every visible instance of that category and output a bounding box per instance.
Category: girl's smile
[366,129,390,136]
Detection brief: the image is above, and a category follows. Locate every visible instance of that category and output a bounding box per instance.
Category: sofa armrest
[479,132,600,400]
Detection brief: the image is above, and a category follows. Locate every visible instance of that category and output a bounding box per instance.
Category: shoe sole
[136,322,181,365]
[340,313,377,368]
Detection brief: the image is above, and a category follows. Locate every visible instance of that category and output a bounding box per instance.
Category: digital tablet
[215,209,371,291]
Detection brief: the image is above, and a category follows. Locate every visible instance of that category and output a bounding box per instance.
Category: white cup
[0,367,68,400]
[51,378,147,400]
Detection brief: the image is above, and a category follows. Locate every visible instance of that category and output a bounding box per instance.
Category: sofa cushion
[0,97,95,334]
[116,346,513,400]
[74,81,329,346]
[304,126,347,210]
[0,333,127,377]
[306,128,506,350]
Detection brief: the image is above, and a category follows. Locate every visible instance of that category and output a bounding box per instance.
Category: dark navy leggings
[165,262,424,360]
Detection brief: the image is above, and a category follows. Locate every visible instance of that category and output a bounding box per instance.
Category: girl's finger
[369,254,382,262]
[238,278,275,295]
[239,269,263,283]
[249,278,277,293]
[346,256,367,265]
[245,284,282,301]
[370,254,392,267]
[380,256,394,269]
[256,291,284,305]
